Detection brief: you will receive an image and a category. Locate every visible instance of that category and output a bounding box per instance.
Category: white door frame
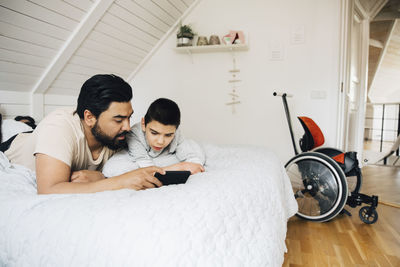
[337,0,370,158]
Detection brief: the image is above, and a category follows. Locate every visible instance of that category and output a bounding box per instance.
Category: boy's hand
[71,170,105,183]
[165,162,205,174]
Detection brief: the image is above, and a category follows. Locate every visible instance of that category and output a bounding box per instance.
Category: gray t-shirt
[127,122,205,168]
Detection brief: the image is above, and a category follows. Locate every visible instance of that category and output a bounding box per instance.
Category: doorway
[338,0,369,160]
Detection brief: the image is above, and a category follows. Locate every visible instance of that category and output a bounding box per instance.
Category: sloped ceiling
[0,0,195,95]
[368,20,392,89]
[368,19,400,103]
[367,0,400,103]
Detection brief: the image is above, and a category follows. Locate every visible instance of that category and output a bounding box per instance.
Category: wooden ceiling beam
[31,0,115,94]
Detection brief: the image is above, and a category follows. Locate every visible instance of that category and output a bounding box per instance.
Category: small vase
[209,35,221,45]
[196,36,208,46]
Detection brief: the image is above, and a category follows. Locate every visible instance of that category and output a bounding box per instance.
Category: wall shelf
[174,43,249,54]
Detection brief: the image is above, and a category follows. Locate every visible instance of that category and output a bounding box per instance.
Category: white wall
[0,90,31,119]
[0,90,76,121]
[131,0,342,163]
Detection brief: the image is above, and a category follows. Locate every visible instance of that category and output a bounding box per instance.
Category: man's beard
[91,122,128,150]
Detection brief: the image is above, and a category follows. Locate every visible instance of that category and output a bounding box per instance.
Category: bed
[0,144,297,267]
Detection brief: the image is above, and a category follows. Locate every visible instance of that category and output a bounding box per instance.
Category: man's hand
[71,170,105,183]
[117,166,165,190]
[163,162,205,174]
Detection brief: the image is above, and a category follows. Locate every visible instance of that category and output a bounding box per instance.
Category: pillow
[1,119,32,142]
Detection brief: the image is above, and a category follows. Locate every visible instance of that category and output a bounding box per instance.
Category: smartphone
[154,171,191,186]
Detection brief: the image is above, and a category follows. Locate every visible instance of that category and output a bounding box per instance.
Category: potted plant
[177,24,195,47]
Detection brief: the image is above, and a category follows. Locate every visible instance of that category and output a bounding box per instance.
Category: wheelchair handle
[273,91,299,155]
[273,92,293,97]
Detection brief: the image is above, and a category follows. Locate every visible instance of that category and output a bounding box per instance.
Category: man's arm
[36,153,163,194]
[71,170,105,183]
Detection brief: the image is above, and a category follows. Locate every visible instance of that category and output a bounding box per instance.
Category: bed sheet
[0,144,297,267]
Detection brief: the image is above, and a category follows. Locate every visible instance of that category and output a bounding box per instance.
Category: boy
[103,98,205,177]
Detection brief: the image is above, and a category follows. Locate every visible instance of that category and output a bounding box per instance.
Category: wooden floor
[362,165,400,205]
[283,164,400,267]
[363,140,400,167]
[363,140,394,153]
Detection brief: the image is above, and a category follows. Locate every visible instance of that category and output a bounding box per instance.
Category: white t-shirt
[5,108,114,172]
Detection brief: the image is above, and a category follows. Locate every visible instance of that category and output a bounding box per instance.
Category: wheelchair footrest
[347,193,378,208]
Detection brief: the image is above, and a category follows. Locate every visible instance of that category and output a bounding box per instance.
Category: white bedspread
[0,144,297,267]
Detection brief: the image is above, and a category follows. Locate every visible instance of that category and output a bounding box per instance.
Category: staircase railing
[364,102,400,164]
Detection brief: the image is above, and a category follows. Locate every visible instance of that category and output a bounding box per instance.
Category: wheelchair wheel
[313,147,361,194]
[285,152,348,222]
[359,206,378,224]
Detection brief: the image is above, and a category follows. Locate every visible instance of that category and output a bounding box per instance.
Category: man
[3,74,164,194]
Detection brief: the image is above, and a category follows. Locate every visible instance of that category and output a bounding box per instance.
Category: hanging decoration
[226,52,241,113]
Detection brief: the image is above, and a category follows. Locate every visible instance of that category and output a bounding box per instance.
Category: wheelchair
[274,92,378,224]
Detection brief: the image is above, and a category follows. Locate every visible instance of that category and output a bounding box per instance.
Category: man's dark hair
[76,74,132,119]
[14,115,37,129]
[144,98,181,127]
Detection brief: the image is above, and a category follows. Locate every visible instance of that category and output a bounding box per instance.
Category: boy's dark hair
[144,98,181,127]
[14,115,37,129]
[76,74,132,119]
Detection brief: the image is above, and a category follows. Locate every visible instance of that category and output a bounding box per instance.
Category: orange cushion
[298,117,325,149]
[332,153,345,164]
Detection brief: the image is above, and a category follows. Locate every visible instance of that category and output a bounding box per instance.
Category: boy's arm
[163,136,205,174]
[127,131,155,168]
[162,161,204,174]
[36,153,163,194]
[175,137,206,165]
